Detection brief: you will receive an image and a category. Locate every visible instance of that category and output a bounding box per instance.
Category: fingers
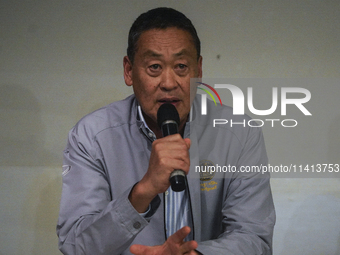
[130,227,197,255]
[181,241,198,254]
[130,244,156,255]
[152,135,190,171]
[154,135,190,155]
[140,135,191,196]
[168,226,191,244]
[129,244,144,255]
[184,137,191,149]
[168,227,198,254]
[184,249,200,255]
[156,134,190,150]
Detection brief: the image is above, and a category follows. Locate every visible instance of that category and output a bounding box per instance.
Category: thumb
[130,244,146,255]
[184,138,191,149]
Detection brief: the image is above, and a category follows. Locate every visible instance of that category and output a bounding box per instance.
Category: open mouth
[158,98,180,104]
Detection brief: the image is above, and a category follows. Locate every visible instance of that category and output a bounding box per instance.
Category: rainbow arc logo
[197,82,223,115]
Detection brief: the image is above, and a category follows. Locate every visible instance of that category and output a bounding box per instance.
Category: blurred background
[1,1,339,254]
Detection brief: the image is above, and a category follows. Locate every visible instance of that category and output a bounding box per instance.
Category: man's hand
[130,226,198,255]
[129,134,191,212]
[143,134,191,195]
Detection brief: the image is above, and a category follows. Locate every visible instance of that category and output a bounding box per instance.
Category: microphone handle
[161,121,186,192]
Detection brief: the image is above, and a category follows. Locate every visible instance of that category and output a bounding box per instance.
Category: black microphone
[157,103,186,192]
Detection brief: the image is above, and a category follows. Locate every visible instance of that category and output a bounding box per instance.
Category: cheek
[132,80,149,96]
[179,101,191,118]
[137,87,155,101]
[132,85,157,111]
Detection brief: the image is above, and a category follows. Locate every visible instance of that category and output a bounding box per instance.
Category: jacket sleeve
[56,126,160,255]
[196,127,276,255]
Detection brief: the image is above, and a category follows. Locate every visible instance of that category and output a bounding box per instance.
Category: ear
[123,56,133,86]
[197,55,203,78]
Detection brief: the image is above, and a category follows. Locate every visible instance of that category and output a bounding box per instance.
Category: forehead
[135,28,197,58]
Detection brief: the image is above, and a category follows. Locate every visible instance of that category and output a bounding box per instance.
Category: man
[57,7,275,255]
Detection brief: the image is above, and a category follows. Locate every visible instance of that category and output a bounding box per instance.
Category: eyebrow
[142,49,192,59]
[174,49,191,57]
[142,50,162,59]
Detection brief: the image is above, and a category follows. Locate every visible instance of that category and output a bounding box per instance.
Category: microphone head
[157,103,180,128]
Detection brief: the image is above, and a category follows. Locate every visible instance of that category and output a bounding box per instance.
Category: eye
[178,64,187,69]
[175,63,188,75]
[149,64,161,70]
[147,63,162,77]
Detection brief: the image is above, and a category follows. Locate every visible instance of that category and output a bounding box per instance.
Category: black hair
[127,7,201,64]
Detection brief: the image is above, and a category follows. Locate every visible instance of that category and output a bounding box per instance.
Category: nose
[159,68,178,91]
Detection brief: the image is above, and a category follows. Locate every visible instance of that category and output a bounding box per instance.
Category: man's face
[124,27,202,131]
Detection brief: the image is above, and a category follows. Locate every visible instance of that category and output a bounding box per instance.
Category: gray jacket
[57,94,275,255]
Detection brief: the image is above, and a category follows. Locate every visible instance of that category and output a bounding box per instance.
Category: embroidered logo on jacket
[198,160,218,191]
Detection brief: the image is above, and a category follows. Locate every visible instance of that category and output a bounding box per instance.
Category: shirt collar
[137,104,157,141]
